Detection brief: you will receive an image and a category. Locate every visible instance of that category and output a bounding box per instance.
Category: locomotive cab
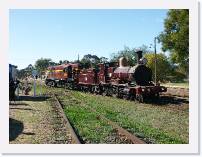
[63,65,73,80]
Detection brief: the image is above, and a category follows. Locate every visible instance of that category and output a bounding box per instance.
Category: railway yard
[9,83,189,144]
[8,8,192,147]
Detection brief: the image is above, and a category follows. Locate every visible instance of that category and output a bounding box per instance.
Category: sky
[9,9,168,69]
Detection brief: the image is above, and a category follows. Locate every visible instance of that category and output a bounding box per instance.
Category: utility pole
[154,37,157,85]
[78,54,80,63]
[32,69,38,97]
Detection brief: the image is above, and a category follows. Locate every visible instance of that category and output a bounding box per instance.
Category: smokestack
[136,51,143,64]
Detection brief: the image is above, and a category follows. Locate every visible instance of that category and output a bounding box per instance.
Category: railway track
[44,85,189,144]
[164,87,189,98]
[51,94,81,144]
[158,94,189,104]
[83,106,146,144]
[56,91,146,144]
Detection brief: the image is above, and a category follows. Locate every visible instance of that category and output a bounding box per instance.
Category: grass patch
[70,91,188,144]
[33,84,189,144]
[64,104,115,143]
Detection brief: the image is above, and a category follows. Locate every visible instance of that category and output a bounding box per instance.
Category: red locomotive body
[79,68,96,84]
[45,51,167,102]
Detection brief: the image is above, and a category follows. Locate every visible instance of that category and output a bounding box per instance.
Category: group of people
[9,78,32,101]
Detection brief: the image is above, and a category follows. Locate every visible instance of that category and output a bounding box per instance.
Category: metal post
[39,78,41,96]
[154,37,157,85]
[17,84,19,100]
[78,54,80,63]
[40,72,42,96]
[34,78,36,97]
[32,69,38,97]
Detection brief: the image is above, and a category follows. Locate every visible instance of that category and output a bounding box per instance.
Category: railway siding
[165,87,189,97]
[57,93,145,144]
[64,89,189,144]
[10,84,189,144]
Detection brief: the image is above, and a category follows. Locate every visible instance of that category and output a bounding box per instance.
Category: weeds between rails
[39,85,188,144]
[58,91,186,143]
[56,91,146,144]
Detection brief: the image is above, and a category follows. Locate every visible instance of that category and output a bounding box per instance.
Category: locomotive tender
[45,51,167,102]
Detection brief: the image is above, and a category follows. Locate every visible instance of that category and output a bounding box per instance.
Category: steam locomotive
[45,51,167,102]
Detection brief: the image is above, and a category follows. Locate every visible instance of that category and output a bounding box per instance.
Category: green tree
[17,64,34,79]
[35,58,55,74]
[80,54,100,68]
[99,56,108,63]
[144,53,172,82]
[110,45,152,66]
[158,9,189,75]
[59,60,69,64]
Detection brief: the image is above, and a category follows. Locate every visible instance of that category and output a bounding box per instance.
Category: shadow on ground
[145,95,189,105]
[18,96,51,101]
[9,102,29,106]
[22,132,35,135]
[9,118,24,141]
[10,107,33,111]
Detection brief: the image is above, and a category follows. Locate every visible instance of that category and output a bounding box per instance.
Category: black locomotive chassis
[63,81,167,102]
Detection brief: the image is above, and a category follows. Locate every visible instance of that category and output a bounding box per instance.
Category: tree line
[16,9,188,83]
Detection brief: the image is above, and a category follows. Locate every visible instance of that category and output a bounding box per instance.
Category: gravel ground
[9,96,72,144]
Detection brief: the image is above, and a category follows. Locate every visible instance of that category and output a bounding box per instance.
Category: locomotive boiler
[108,51,166,101]
[112,51,153,86]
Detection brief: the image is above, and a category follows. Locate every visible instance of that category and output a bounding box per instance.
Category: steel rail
[54,94,81,144]
[62,91,146,144]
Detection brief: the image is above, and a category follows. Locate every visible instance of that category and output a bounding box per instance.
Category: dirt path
[9,96,72,144]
